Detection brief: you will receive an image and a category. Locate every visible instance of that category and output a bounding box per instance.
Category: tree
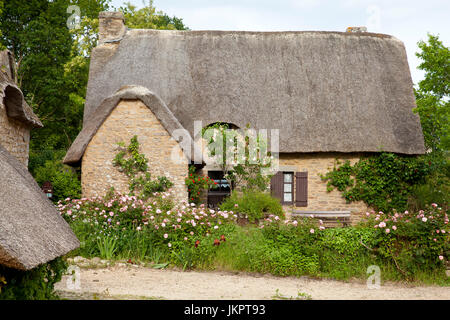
[414,34,449,152]
[0,0,187,200]
[410,34,450,209]
[120,1,188,30]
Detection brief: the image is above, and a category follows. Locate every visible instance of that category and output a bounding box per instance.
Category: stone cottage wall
[81,99,188,202]
[279,153,370,224]
[0,100,30,166]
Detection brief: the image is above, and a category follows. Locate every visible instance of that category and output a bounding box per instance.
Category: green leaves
[219,190,284,222]
[113,135,173,199]
[0,257,68,300]
[321,153,431,213]
[119,0,188,30]
[416,34,450,98]
[414,34,449,153]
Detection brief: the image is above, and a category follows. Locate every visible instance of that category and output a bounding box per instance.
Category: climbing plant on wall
[113,135,173,199]
[320,153,431,213]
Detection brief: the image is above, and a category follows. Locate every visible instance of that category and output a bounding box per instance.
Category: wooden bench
[291,210,351,227]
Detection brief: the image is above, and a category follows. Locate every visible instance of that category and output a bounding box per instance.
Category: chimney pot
[346,26,367,33]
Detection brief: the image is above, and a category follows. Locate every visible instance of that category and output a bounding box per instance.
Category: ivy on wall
[112,135,173,199]
[320,153,431,213]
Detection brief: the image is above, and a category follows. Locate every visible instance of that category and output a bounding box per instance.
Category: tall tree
[1,0,188,199]
[414,34,449,152]
[120,0,188,30]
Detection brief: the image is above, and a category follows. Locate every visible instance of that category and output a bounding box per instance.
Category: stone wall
[81,99,188,202]
[0,100,30,166]
[278,153,370,224]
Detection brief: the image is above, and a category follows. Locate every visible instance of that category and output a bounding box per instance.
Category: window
[207,171,232,209]
[282,172,294,204]
[208,171,231,193]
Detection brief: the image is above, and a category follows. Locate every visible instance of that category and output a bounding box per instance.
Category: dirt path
[54,264,450,300]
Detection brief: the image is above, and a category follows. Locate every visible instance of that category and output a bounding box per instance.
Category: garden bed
[57,192,450,286]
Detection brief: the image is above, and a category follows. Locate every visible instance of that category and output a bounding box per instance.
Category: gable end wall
[81,99,188,201]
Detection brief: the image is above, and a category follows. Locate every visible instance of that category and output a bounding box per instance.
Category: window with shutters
[282,172,294,205]
[271,171,306,206]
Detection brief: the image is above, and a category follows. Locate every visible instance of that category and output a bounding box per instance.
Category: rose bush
[58,191,448,283]
[58,189,238,264]
[361,203,449,277]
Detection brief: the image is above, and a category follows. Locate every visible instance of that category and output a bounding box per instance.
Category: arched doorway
[200,122,239,209]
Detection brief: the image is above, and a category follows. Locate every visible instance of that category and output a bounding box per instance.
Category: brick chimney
[98,11,127,44]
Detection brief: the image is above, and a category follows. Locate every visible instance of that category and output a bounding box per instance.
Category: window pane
[284,193,292,202]
[284,173,292,183]
[284,184,292,192]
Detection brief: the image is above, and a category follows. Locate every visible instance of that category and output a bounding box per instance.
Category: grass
[66,223,449,287]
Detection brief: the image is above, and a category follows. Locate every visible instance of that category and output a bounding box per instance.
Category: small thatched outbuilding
[64,12,426,223]
[0,50,79,270]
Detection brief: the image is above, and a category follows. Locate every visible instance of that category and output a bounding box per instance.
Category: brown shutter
[270,171,283,203]
[295,171,308,207]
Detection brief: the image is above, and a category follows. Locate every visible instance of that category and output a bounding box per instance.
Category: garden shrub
[34,158,81,202]
[60,188,448,284]
[0,258,67,300]
[185,165,217,205]
[58,190,238,266]
[219,190,284,222]
[361,204,449,278]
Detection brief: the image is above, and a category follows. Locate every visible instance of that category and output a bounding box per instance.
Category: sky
[110,0,449,86]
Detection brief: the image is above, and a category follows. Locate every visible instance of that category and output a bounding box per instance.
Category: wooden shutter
[295,171,308,207]
[270,171,283,203]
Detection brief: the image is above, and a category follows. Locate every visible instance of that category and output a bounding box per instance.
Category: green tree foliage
[33,152,82,202]
[411,34,450,209]
[0,1,187,200]
[120,1,188,30]
[0,0,110,177]
[414,34,449,152]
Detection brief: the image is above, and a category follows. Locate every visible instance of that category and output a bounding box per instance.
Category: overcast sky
[110,0,449,86]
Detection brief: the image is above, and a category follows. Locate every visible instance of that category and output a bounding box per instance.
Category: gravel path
[55,265,450,300]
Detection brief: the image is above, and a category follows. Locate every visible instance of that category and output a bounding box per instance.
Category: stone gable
[81,99,188,201]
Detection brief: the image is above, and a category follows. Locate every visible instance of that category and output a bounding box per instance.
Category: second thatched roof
[0,144,79,270]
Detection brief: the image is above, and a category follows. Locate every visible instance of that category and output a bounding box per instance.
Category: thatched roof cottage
[0,50,79,270]
[64,12,425,223]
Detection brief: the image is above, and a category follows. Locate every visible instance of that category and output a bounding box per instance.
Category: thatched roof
[0,50,42,128]
[64,85,198,165]
[66,25,425,164]
[0,144,79,270]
